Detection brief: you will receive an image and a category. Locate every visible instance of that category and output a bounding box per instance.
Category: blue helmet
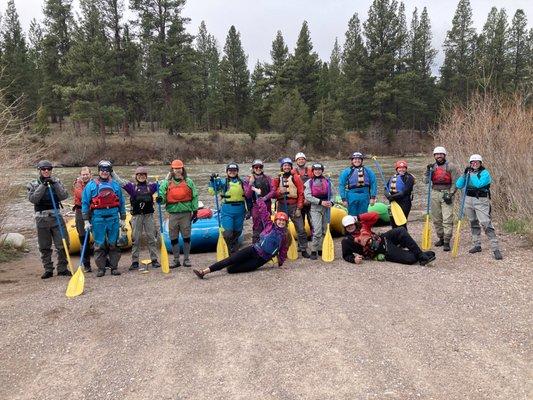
[280,157,293,166]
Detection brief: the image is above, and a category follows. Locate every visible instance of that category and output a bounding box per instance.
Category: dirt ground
[0,220,531,400]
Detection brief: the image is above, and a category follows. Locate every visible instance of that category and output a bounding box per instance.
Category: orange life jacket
[431,163,452,186]
[167,179,193,203]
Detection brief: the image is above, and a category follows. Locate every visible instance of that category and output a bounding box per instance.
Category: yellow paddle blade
[421,214,432,250]
[62,238,74,274]
[217,227,229,261]
[452,220,462,257]
[390,201,407,226]
[321,224,334,262]
[160,233,170,273]
[287,235,298,260]
[66,266,85,298]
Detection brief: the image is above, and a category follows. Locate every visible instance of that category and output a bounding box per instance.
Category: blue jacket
[338,166,377,201]
[81,178,126,220]
[456,168,491,190]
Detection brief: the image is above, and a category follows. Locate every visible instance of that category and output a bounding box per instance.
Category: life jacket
[34,180,61,212]
[466,166,491,198]
[352,230,383,258]
[255,228,284,257]
[294,166,312,184]
[277,174,298,199]
[431,163,452,186]
[167,179,193,203]
[387,174,407,194]
[131,183,154,215]
[310,177,330,200]
[73,178,87,207]
[346,167,369,190]
[222,178,245,203]
[90,178,120,210]
[252,174,271,198]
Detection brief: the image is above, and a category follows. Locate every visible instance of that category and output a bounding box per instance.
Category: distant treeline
[0,0,531,146]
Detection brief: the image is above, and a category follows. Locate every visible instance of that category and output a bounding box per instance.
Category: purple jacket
[122,181,158,198]
[252,198,289,266]
[244,174,276,202]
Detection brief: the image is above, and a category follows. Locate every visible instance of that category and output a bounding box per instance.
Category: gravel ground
[0,220,531,400]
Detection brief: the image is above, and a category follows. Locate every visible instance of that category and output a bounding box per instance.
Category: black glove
[443,192,453,205]
[384,193,392,201]
[245,210,251,220]
[191,210,198,223]
[41,177,52,185]
[210,173,218,183]
[156,196,163,204]
[464,166,473,174]
[426,163,433,171]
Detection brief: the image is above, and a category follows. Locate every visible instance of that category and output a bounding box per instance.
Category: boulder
[0,233,26,249]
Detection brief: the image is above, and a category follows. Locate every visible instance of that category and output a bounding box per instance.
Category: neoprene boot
[434,238,444,247]
[469,246,482,253]
[443,241,451,251]
[493,250,503,260]
[301,251,310,258]
[309,251,318,260]
[129,261,139,270]
[41,270,53,279]
[96,269,105,277]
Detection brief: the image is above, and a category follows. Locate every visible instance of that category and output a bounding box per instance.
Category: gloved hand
[84,220,91,231]
[42,177,52,185]
[244,210,251,220]
[210,173,218,183]
[384,193,392,201]
[156,196,163,204]
[294,208,302,218]
[191,210,198,223]
[119,219,126,230]
[443,192,453,205]
[426,163,433,171]
[464,166,473,174]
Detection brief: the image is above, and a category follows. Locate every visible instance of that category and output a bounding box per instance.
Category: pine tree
[508,9,529,91]
[307,96,344,146]
[316,62,330,101]
[250,61,270,129]
[266,30,289,90]
[270,88,309,144]
[327,38,342,105]
[219,25,250,129]
[440,0,477,101]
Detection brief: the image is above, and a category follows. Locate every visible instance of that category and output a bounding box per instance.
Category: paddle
[156,179,170,273]
[47,183,74,276]
[280,174,298,260]
[452,173,469,257]
[421,169,432,250]
[371,157,407,226]
[213,176,229,261]
[66,229,89,298]
[321,177,334,262]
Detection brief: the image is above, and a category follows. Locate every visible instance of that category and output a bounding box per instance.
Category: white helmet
[295,152,306,160]
[342,215,357,227]
[198,201,205,209]
[469,154,483,162]
[433,146,447,155]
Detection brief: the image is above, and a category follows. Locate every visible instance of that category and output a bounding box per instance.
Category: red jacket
[73,178,87,208]
[347,212,381,257]
[272,170,304,209]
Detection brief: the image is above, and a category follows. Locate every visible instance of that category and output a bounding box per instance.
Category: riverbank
[0,219,530,399]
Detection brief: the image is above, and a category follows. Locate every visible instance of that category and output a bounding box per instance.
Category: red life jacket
[167,179,193,203]
[431,163,452,185]
[90,179,120,210]
[73,178,87,207]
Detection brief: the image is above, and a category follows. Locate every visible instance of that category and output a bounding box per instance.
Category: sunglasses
[40,167,53,171]
[253,165,263,169]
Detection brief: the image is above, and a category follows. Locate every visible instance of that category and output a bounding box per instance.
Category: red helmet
[274,211,289,222]
[395,160,408,170]
[171,159,184,168]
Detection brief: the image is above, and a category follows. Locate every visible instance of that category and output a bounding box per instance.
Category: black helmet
[98,160,113,172]
[226,163,239,172]
[312,163,324,171]
[37,160,53,170]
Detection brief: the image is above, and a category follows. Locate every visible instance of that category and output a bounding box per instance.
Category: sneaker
[183,259,192,267]
[111,269,121,276]
[170,260,180,269]
[57,270,72,277]
[129,262,139,271]
[301,251,310,259]
[309,251,318,260]
[83,266,92,273]
[96,269,105,277]
[419,251,436,266]
[434,238,444,247]
[41,270,54,279]
[493,250,503,260]
[151,260,160,268]
[469,246,482,254]
[443,242,451,252]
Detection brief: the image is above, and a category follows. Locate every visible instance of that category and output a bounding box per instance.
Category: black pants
[390,199,411,229]
[209,246,267,274]
[381,227,422,265]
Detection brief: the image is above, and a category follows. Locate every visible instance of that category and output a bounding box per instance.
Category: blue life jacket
[387,174,406,194]
[255,229,284,256]
[346,167,369,190]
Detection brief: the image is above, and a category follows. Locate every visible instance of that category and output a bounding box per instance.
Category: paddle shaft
[78,228,90,267]
[426,169,433,214]
[47,183,73,273]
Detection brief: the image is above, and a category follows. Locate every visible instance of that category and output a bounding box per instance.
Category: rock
[0,233,26,249]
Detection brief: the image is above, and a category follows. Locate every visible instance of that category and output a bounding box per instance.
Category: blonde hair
[80,166,91,174]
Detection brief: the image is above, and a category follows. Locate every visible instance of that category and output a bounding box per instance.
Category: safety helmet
[135,166,148,175]
[469,154,483,163]
[395,160,408,170]
[226,163,239,171]
[274,211,289,222]
[295,152,306,160]
[171,159,184,169]
[37,160,53,169]
[433,146,447,155]
[280,157,293,166]
[342,215,357,227]
[198,201,205,209]
[98,160,113,172]
[251,159,264,167]
[312,163,324,171]
[350,152,364,160]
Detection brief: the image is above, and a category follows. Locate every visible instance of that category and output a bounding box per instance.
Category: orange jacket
[272,170,304,209]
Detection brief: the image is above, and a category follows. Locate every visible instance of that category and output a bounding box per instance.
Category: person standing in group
[455,154,502,260]
[73,166,93,272]
[338,152,377,217]
[273,158,309,258]
[158,160,198,268]
[27,160,71,279]
[385,160,415,228]
[304,163,333,260]
[208,163,245,255]
[244,159,275,243]
[424,146,460,251]
[112,167,160,270]
[81,160,126,277]
[293,152,313,232]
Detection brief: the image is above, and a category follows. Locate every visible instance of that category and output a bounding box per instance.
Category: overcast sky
[3,0,532,75]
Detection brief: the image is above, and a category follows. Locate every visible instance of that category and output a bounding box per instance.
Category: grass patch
[503,218,530,235]
[0,244,25,264]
